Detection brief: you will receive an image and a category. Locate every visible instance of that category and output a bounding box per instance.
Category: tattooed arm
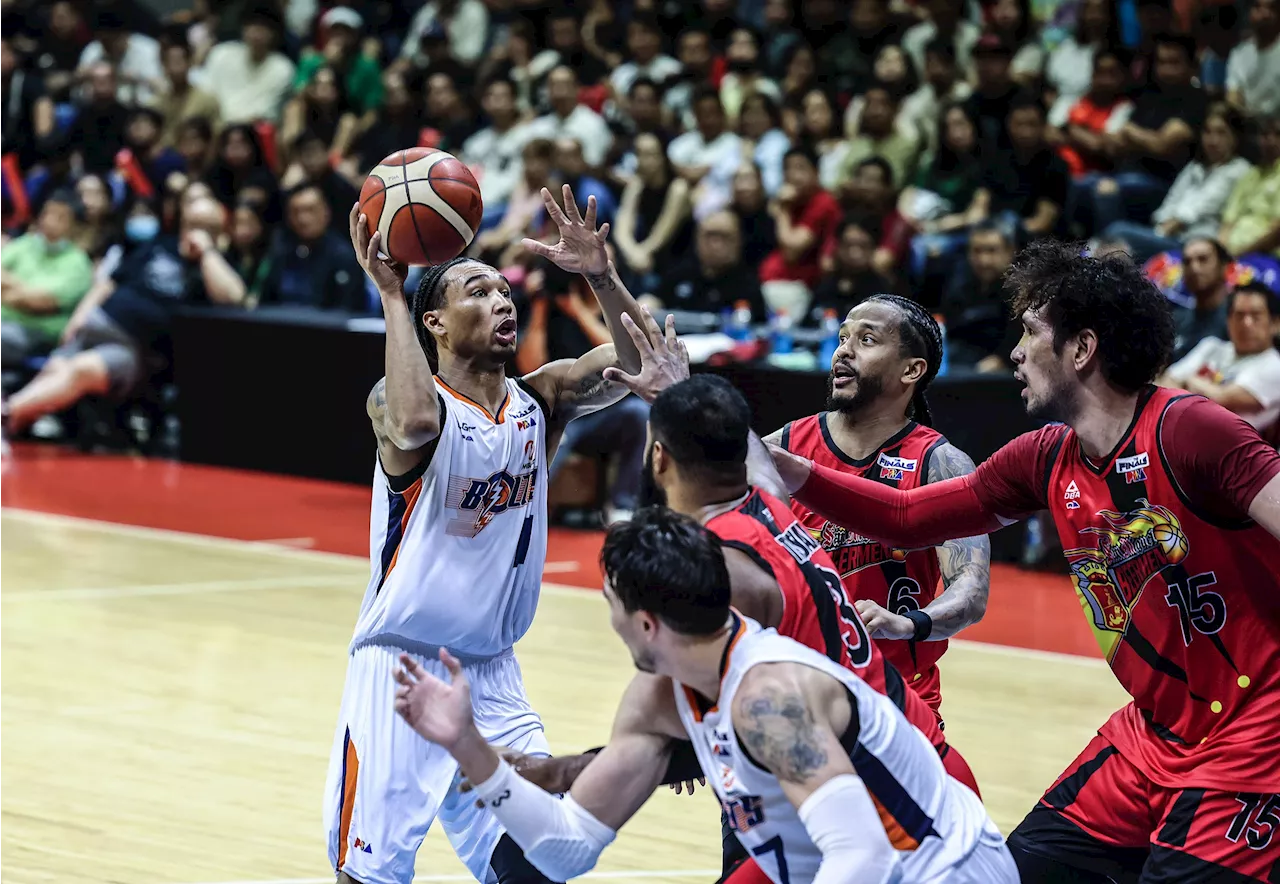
[731,663,900,883]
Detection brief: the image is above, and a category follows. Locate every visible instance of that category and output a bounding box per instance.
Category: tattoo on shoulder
[368,378,387,417]
[926,442,977,484]
[737,683,828,784]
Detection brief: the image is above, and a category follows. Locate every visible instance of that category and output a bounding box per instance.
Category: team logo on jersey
[877,453,918,481]
[722,794,766,833]
[811,522,908,577]
[1063,499,1189,661]
[1116,452,1150,484]
[444,468,538,536]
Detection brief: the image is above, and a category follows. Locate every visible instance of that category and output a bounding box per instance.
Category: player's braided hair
[865,294,943,427]
[408,257,472,373]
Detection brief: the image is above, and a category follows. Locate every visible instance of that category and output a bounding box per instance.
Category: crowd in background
[3,0,1279,514]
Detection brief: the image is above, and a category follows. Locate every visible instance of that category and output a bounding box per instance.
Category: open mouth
[831,364,857,388]
[495,318,517,346]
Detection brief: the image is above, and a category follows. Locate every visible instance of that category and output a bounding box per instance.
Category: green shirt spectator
[1,195,94,347]
[1219,121,1280,258]
[293,8,383,115]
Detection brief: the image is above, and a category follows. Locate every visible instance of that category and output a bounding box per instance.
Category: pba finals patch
[1116,452,1149,485]
[877,453,918,481]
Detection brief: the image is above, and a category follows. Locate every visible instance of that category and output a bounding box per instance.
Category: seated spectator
[523,66,612,168]
[729,163,778,273]
[719,26,781,124]
[937,220,1019,370]
[280,131,359,231]
[2,37,55,172]
[553,138,616,225]
[903,0,981,81]
[117,108,186,201]
[227,201,272,304]
[1197,4,1238,101]
[615,133,691,293]
[194,7,295,125]
[1048,46,1134,179]
[529,9,609,95]
[964,34,1021,151]
[663,27,715,130]
[397,0,490,74]
[987,0,1045,86]
[293,8,383,121]
[899,102,983,237]
[1044,0,1118,121]
[820,0,911,98]
[73,175,121,263]
[808,216,896,323]
[1161,282,1280,431]
[608,13,681,107]
[730,93,790,198]
[843,157,914,276]
[207,124,278,213]
[1219,115,1280,259]
[653,210,767,319]
[841,45,918,137]
[280,65,355,165]
[460,77,528,226]
[173,116,214,182]
[156,35,220,149]
[607,77,674,184]
[971,92,1068,239]
[471,138,557,265]
[760,146,841,288]
[1,192,94,373]
[1226,0,1280,117]
[260,185,366,311]
[1104,104,1251,263]
[77,9,162,106]
[899,40,972,156]
[28,0,89,104]
[347,71,422,178]
[1170,237,1233,360]
[762,0,804,79]
[67,63,130,175]
[5,196,244,433]
[416,71,478,154]
[836,81,921,201]
[668,87,743,196]
[789,88,847,190]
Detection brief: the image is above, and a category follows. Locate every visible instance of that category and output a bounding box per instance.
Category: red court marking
[0,444,1102,658]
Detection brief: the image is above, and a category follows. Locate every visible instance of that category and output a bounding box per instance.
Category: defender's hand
[394,651,475,750]
[601,310,690,403]
[855,599,914,639]
[766,443,813,494]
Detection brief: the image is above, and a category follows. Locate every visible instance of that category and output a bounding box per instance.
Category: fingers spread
[521,238,553,258]
[595,221,611,242]
[541,187,569,225]
[440,648,463,678]
[621,312,655,353]
[563,184,582,224]
[584,193,598,230]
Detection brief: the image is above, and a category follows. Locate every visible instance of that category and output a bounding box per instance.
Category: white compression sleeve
[470,759,617,880]
[798,774,901,884]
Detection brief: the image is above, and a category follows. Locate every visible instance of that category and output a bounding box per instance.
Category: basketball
[359,147,483,266]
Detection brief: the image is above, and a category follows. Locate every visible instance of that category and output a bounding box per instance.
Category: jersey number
[1227,794,1280,849]
[1163,571,1226,646]
[888,576,924,615]
[810,560,873,669]
[751,835,791,884]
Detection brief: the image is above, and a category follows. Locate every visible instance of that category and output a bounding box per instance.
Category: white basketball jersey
[675,615,997,884]
[350,377,549,657]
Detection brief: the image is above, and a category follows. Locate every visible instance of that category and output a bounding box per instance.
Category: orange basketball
[359,147,483,266]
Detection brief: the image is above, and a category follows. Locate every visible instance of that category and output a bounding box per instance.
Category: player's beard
[638,449,666,508]
[1025,368,1079,423]
[826,369,885,416]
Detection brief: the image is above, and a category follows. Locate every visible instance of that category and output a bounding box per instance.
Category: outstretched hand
[766,443,814,494]
[601,309,689,403]
[522,185,610,276]
[394,651,475,749]
[349,202,408,295]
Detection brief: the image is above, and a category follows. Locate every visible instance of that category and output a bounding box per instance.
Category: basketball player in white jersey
[325,185,674,884]
[393,507,1018,884]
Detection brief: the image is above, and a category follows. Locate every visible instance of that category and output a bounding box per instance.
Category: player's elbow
[385,414,440,450]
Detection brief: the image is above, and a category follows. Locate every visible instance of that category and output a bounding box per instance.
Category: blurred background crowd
[2,0,1279,524]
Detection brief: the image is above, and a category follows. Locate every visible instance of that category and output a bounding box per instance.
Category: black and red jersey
[1032,386,1280,791]
[779,416,950,709]
[704,487,948,754]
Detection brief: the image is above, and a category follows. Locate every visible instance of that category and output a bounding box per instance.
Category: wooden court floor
[0,506,1128,884]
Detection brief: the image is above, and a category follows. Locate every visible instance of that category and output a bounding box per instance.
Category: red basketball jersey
[704,488,948,753]
[780,416,950,703]
[1041,387,1280,790]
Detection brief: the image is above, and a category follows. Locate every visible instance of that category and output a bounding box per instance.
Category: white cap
[321,6,364,31]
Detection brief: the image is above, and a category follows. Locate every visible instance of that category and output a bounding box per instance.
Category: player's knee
[67,354,110,394]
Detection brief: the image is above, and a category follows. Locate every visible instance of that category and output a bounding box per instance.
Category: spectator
[839,45,919,137]
[118,107,186,201]
[1219,114,1280,258]
[719,26,782,124]
[808,216,896,323]
[1103,104,1252,263]
[1162,282,1280,431]
[899,40,972,155]
[730,163,778,272]
[836,81,922,199]
[196,8,295,125]
[731,93,790,198]
[293,8,383,119]
[843,157,914,276]
[609,13,681,104]
[761,0,804,78]
[77,9,163,106]
[903,0,981,81]
[553,138,616,224]
[421,71,480,153]
[1048,46,1134,180]
[615,133,692,293]
[987,0,1046,86]
[261,185,366,311]
[1044,0,1120,122]
[173,116,214,182]
[777,41,819,107]
[1170,237,1233,360]
[971,92,1069,238]
[653,210,767,319]
[664,27,715,130]
[483,19,540,113]
[280,65,355,163]
[156,36,220,149]
[821,0,910,98]
[900,102,984,236]
[73,175,121,262]
[1226,0,1280,117]
[1,192,94,371]
[67,63,130,175]
[472,138,557,263]
[523,66,612,168]
[398,0,490,73]
[1197,3,1239,101]
[2,37,55,172]
[529,9,608,96]
[788,88,846,190]
[760,146,842,287]
[29,0,89,103]
[280,131,359,231]
[206,124,278,213]
[608,77,674,183]
[348,71,422,177]
[460,77,528,226]
[227,201,273,304]
[965,34,1021,151]
[668,87,743,193]
[5,196,244,433]
[936,220,1019,369]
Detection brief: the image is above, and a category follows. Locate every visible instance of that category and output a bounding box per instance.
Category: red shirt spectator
[760,147,841,287]
[1050,46,1133,177]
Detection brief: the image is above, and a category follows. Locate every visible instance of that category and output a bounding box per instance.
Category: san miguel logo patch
[1116,452,1150,485]
[810,521,907,576]
[876,453,918,482]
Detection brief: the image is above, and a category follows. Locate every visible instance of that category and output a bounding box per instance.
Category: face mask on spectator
[34,233,71,255]
[126,215,161,243]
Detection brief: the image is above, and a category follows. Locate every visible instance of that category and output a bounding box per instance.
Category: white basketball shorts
[323,643,547,884]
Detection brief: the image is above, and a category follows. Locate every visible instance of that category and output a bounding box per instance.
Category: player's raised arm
[731,662,900,884]
[351,204,441,476]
